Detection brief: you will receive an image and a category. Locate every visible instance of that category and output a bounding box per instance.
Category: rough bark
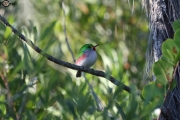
[146,0,180,119]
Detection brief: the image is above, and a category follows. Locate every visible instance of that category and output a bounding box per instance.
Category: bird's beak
[93,44,99,51]
[94,44,99,48]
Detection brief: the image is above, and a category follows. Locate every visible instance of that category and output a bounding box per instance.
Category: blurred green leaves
[0,95,6,115]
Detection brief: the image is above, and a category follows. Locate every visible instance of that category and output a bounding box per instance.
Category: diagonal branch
[0,15,131,93]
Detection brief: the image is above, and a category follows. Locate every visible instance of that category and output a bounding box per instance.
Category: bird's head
[80,44,99,52]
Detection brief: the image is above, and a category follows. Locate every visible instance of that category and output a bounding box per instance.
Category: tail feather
[76,70,81,77]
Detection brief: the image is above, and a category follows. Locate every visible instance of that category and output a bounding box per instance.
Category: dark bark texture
[147,0,180,119]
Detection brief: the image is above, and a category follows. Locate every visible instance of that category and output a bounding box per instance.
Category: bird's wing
[76,53,87,65]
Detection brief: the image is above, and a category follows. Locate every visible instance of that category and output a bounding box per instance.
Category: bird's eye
[88,46,91,48]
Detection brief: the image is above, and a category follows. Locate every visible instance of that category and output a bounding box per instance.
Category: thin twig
[18,93,27,119]
[0,15,131,93]
[62,2,76,63]
[84,75,104,111]
[17,80,39,118]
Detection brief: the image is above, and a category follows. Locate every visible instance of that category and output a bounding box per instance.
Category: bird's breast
[86,50,97,67]
[76,50,97,68]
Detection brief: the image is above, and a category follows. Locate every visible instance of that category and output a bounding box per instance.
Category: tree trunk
[147,0,180,119]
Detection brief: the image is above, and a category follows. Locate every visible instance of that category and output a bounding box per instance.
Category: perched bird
[75,44,99,77]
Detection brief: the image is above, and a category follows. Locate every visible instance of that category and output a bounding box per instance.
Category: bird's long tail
[76,70,81,77]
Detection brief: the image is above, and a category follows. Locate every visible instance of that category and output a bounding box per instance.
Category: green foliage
[141,20,180,113]
[172,19,180,31]
[153,58,173,85]
[0,0,161,119]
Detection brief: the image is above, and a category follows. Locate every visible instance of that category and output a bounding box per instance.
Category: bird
[75,44,99,77]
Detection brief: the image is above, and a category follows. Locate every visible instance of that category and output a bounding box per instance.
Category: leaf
[126,85,138,119]
[141,81,164,104]
[172,19,180,31]
[162,39,180,64]
[0,95,6,116]
[115,102,126,119]
[169,79,177,91]
[40,20,57,40]
[153,59,173,85]
[33,26,39,41]
[175,52,180,64]
[174,29,180,46]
